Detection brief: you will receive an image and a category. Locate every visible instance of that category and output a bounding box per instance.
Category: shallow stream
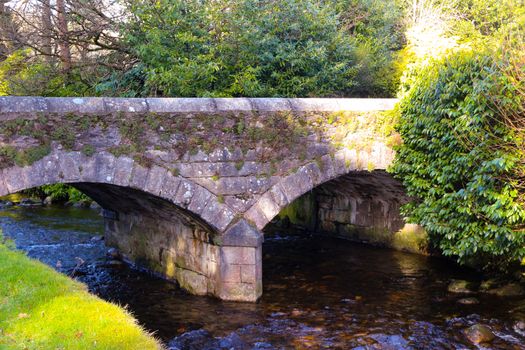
[1,205,524,349]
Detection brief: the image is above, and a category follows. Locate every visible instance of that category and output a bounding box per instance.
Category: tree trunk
[41,0,54,62]
[0,0,13,59]
[56,0,72,73]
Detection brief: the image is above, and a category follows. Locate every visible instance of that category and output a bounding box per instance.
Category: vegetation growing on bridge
[0,232,161,349]
[0,110,395,176]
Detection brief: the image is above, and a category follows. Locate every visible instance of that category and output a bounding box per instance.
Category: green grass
[0,242,163,350]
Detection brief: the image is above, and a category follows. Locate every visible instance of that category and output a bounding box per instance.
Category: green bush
[392,48,525,270]
[23,184,91,203]
[106,0,405,97]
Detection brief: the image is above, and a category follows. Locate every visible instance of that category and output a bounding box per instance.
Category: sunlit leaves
[392,49,525,270]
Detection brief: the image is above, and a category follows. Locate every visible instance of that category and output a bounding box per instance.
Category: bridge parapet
[0,97,398,301]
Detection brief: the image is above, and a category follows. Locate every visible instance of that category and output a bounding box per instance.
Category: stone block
[46,97,106,114]
[268,183,288,207]
[220,219,263,247]
[23,160,45,189]
[223,195,256,213]
[221,264,241,283]
[256,192,281,221]
[244,204,269,231]
[78,155,97,182]
[248,98,292,112]
[333,150,348,175]
[160,175,182,201]
[104,98,148,113]
[202,177,272,196]
[208,148,237,162]
[179,162,217,177]
[306,143,331,159]
[357,150,369,170]
[113,156,134,186]
[280,167,313,204]
[344,148,358,170]
[200,200,235,232]
[175,267,208,296]
[289,98,341,112]
[0,96,47,114]
[214,98,253,112]
[146,98,216,113]
[94,152,116,183]
[187,185,212,215]
[302,162,323,187]
[3,166,28,193]
[334,98,397,111]
[174,180,195,208]
[241,265,257,284]
[129,164,149,190]
[186,150,210,162]
[144,165,168,196]
[58,152,82,182]
[318,154,336,183]
[221,246,256,265]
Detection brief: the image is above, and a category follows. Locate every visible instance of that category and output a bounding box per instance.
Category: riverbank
[0,236,162,350]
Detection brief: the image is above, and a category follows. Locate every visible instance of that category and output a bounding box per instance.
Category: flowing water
[1,204,525,349]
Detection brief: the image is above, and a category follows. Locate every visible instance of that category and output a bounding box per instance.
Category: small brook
[1,205,524,349]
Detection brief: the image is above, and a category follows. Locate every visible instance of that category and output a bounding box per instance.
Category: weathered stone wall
[105,212,262,301]
[274,171,428,254]
[0,97,399,301]
[0,97,398,234]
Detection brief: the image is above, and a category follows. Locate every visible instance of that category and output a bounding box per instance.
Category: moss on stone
[0,110,392,172]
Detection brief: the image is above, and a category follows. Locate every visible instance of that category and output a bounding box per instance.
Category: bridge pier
[105,211,263,302]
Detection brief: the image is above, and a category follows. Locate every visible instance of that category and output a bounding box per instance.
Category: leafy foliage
[0,49,91,97]
[23,184,91,203]
[107,0,405,97]
[392,49,525,270]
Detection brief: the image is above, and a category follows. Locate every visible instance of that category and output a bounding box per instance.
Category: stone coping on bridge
[0,97,398,116]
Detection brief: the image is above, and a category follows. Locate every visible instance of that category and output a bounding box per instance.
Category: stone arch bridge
[0,97,402,302]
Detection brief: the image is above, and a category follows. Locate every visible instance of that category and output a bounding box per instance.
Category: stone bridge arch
[243,144,393,231]
[0,96,399,302]
[0,150,264,301]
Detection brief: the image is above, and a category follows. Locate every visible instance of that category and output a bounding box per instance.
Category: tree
[0,0,131,96]
[112,0,406,97]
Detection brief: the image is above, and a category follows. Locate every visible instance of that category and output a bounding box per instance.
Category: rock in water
[457,297,479,305]
[168,329,249,350]
[19,198,41,206]
[168,329,217,350]
[369,334,410,349]
[106,247,121,260]
[513,320,525,336]
[447,280,476,294]
[485,283,525,297]
[0,200,14,208]
[218,332,248,349]
[463,324,495,344]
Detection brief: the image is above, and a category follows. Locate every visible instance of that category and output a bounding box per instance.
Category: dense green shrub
[105,0,405,97]
[0,49,90,97]
[392,48,525,270]
[23,184,91,203]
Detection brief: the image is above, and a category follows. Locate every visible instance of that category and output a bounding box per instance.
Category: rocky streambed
[1,202,524,349]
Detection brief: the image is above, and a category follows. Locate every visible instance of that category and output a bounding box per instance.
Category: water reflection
[1,206,524,349]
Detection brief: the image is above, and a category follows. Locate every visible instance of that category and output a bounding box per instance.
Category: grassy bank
[0,238,162,350]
